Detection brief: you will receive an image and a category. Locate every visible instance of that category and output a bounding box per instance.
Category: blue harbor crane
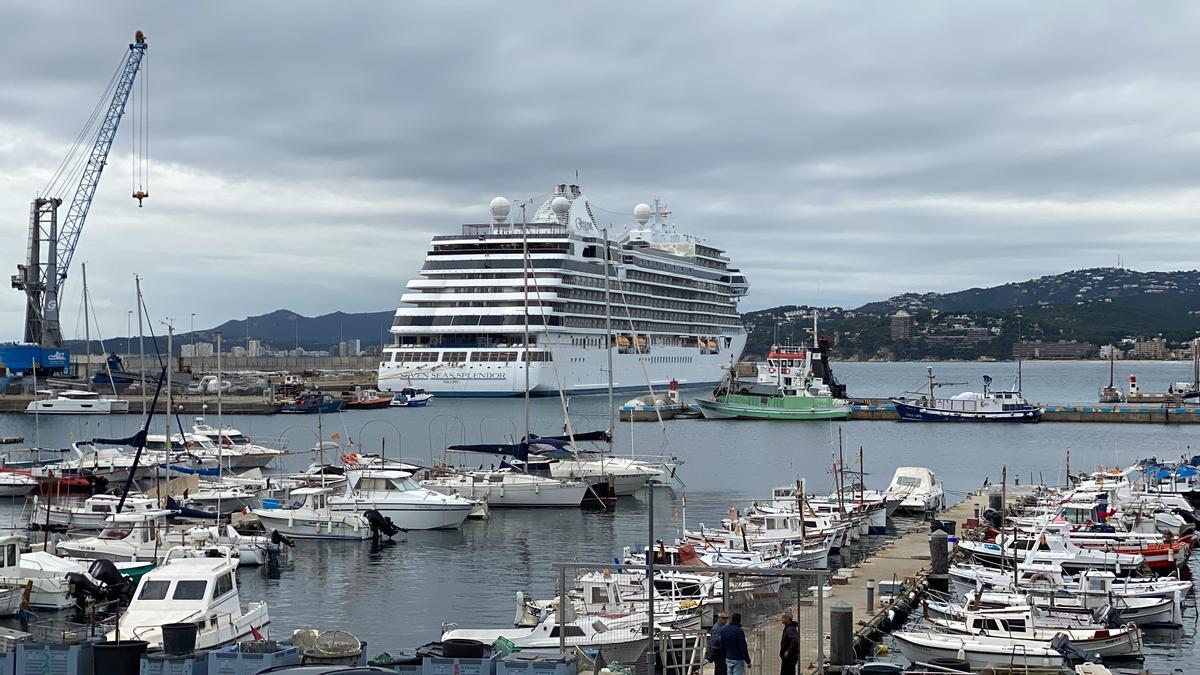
[5,31,149,376]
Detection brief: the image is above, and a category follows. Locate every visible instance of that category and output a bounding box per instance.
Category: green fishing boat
[696,328,851,420]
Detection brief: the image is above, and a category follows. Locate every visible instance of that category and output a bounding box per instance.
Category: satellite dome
[489,196,511,223]
[551,196,571,217]
[634,203,652,225]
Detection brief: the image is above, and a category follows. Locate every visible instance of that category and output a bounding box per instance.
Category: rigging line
[612,274,668,437]
[85,282,120,396]
[43,54,126,196]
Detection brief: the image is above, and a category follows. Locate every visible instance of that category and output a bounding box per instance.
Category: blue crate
[423,654,499,675]
[208,645,298,675]
[142,651,209,675]
[17,643,92,675]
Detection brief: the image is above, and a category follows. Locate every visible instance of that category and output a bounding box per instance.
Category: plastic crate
[142,651,210,675]
[423,654,499,675]
[207,645,299,675]
[16,643,92,675]
[497,653,578,675]
[0,651,13,675]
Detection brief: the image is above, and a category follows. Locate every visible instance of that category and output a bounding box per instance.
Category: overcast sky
[2,2,1199,342]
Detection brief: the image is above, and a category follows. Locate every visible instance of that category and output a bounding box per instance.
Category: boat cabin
[284,487,334,511]
[96,510,175,544]
[347,469,423,494]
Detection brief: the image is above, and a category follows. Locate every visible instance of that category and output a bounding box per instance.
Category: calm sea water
[0,361,1195,670]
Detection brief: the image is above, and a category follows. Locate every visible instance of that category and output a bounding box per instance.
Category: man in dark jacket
[720,612,751,675]
[705,612,730,675]
[778,612,799,675]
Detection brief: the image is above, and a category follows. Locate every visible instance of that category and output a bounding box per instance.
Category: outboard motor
[1049,632,1100,664]
[365,509,402,540]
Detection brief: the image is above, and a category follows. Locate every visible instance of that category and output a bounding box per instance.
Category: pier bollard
[928,573,949,595]
[866,578,875,609]
[987,491,1003,512]
[830,601,854,667]
[929,530,949,575]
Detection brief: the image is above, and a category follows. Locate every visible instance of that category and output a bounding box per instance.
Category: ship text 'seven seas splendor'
[377,184,750,396]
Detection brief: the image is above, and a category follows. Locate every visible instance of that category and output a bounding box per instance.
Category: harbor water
[0,360,1196,671]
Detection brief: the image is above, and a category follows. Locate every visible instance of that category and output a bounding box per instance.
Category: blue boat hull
[893,400,1041,423]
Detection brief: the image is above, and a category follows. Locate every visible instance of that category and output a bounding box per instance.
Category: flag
[250,626,263,640]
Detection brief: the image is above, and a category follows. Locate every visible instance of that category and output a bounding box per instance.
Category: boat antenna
[521,200,530,441]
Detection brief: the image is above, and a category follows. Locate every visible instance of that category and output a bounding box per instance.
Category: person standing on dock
[778,613,799,675]
[721,612,751,675]
[706,612,730,675]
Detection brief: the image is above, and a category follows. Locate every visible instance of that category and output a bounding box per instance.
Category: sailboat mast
[217,331,224,480]
[603,228,614,452]
[836,428,845,515]
[812,309,818,349]
[136,275,146,416]
[81,263,90,383]
[162,323,173,509]
[927,367,935,401]
[521,202,530,439]
[1108,345,1115,389]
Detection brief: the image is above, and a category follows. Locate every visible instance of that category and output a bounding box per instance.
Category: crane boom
[11,31,147,351]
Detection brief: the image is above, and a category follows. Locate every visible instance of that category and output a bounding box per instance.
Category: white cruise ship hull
[379,333,746,397]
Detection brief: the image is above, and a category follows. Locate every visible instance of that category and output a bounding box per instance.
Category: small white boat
[24,390,130,415]
[0,536,80,610]
[921,605,1143,660]
[883,467,945,514]
[191,418,285,470]
[421,468,587,508]
[329,469,474,530]
[0,472,36,497]
[34,442,157,484]
[31,493,160,530]
[442,610,648,665]
[892,630,1068,669]
[55,510,176,563]
[254,487,372,540]
[108,547,269,651]
[389,387,433,407]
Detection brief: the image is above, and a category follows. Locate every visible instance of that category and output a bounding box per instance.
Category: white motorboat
[55,510,176,563]
[515,570,712,629]
[958,531,1146,576]
[254,487,372,540]
[0,536,78,610]
[546,457,659,496]
[922,605,1143,660]
[34,442,156,484]
[329,469,474,530]
[24,390,130,415]
[191,418,285,470]
[892,630,1071,669]
[389,387,433,407]
[883,467,945,514]
[185,481,261,516]
[0,471,36,497]
[31,493,160,530]
[176,526,269,567]
[949,562,1193,601]
[963,584,1181,627]
[109,548,269,651]
[442,610,648,665]
[421,468,587,508]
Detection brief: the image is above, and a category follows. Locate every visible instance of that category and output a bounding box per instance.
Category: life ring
[341,452,359,465]
[768,367,776,374]
[782,368,791,375]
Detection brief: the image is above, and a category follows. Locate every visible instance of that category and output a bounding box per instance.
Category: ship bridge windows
[524,351,552,362]
[399,352,440,363]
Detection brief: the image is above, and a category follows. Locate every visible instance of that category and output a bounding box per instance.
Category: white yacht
[0,472,36,497]
[254,487,372,540]
[884,467,945,514]
[55,510,176,562]
[34,442,156,484]
[421,468,588,508]
[329,469,474,530]
[378,184,750,396]
[191,419,285,469]
[109,548,269,650]
[24,390,130,415]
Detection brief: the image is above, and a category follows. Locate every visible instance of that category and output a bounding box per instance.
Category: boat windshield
[99,524,133,540]
[173,580,207,600]
[138,580,170,600]
[895,477,925,488]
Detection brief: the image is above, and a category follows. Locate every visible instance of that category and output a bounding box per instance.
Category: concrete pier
[803,492,984,672]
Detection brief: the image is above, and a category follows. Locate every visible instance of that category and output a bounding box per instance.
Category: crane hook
[132,190,149,207]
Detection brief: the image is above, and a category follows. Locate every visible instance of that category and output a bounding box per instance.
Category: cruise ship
[377,184,750,396]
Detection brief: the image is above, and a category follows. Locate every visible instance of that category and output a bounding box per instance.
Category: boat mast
[603,228,614,455]
[836,428,845,516]
[1108,345,1115,389]
[812,309,819,349]
[927,367,935,401]
[81,262,90,383]
[216,331,223,484]
[162,322,172,509]
[136,275,146,416]
[521,202,530,440]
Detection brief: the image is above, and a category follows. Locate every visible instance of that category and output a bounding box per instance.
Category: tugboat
[342,388,394,410]
[280,392,345,414]
[695,314,850,420]
[891,367,1041,422]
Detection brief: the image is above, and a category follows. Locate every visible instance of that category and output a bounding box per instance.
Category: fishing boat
[442,610,648,665]
[696,326,850,420]
[891,368,1041,422]
[328,468,475,530]
[280,393,344,414]
[389,387,433,407]
[253,487,373,540]
[0,472,37,497]
[55,510,177,563]
[883,467,945,514]
[24,390,130,415]
[109,548,269,651]
[921,605,1144,660]
[343,389,394,410]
